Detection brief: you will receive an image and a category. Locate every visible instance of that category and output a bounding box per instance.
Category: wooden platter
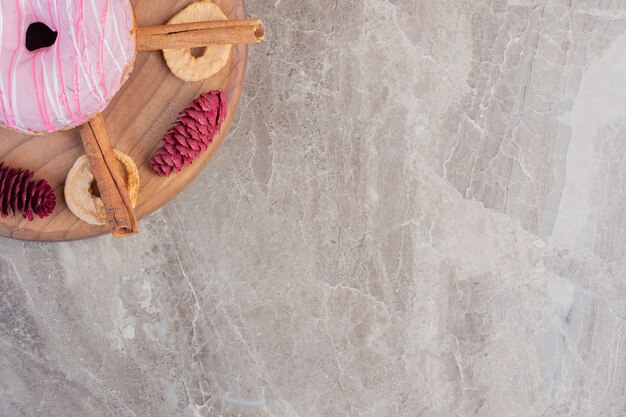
[0,0,248,241]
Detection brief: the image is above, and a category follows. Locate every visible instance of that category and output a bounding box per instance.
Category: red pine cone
[150,90,227,177]
[0,163,56,221]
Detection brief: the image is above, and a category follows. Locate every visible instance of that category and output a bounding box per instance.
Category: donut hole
[26,22,58,52]
[190,46,207,58]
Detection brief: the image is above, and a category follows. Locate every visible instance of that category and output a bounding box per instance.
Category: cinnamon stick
[78,114,138,237]
[137,19,265,51]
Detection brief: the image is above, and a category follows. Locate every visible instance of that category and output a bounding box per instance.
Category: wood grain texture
[0,0,248,241]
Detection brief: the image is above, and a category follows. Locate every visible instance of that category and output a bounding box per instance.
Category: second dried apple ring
[163,1,232,81]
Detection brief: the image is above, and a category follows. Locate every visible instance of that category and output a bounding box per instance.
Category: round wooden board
[0,0,248,241]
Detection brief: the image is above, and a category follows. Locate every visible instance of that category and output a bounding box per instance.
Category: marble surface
[1,1,626,416]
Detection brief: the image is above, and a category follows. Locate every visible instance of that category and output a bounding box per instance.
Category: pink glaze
[0,0,135,134]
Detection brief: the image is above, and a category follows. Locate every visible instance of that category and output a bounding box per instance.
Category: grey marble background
[2,1,626,416]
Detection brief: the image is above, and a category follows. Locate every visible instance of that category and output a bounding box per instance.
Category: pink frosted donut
[0,0,136,134]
